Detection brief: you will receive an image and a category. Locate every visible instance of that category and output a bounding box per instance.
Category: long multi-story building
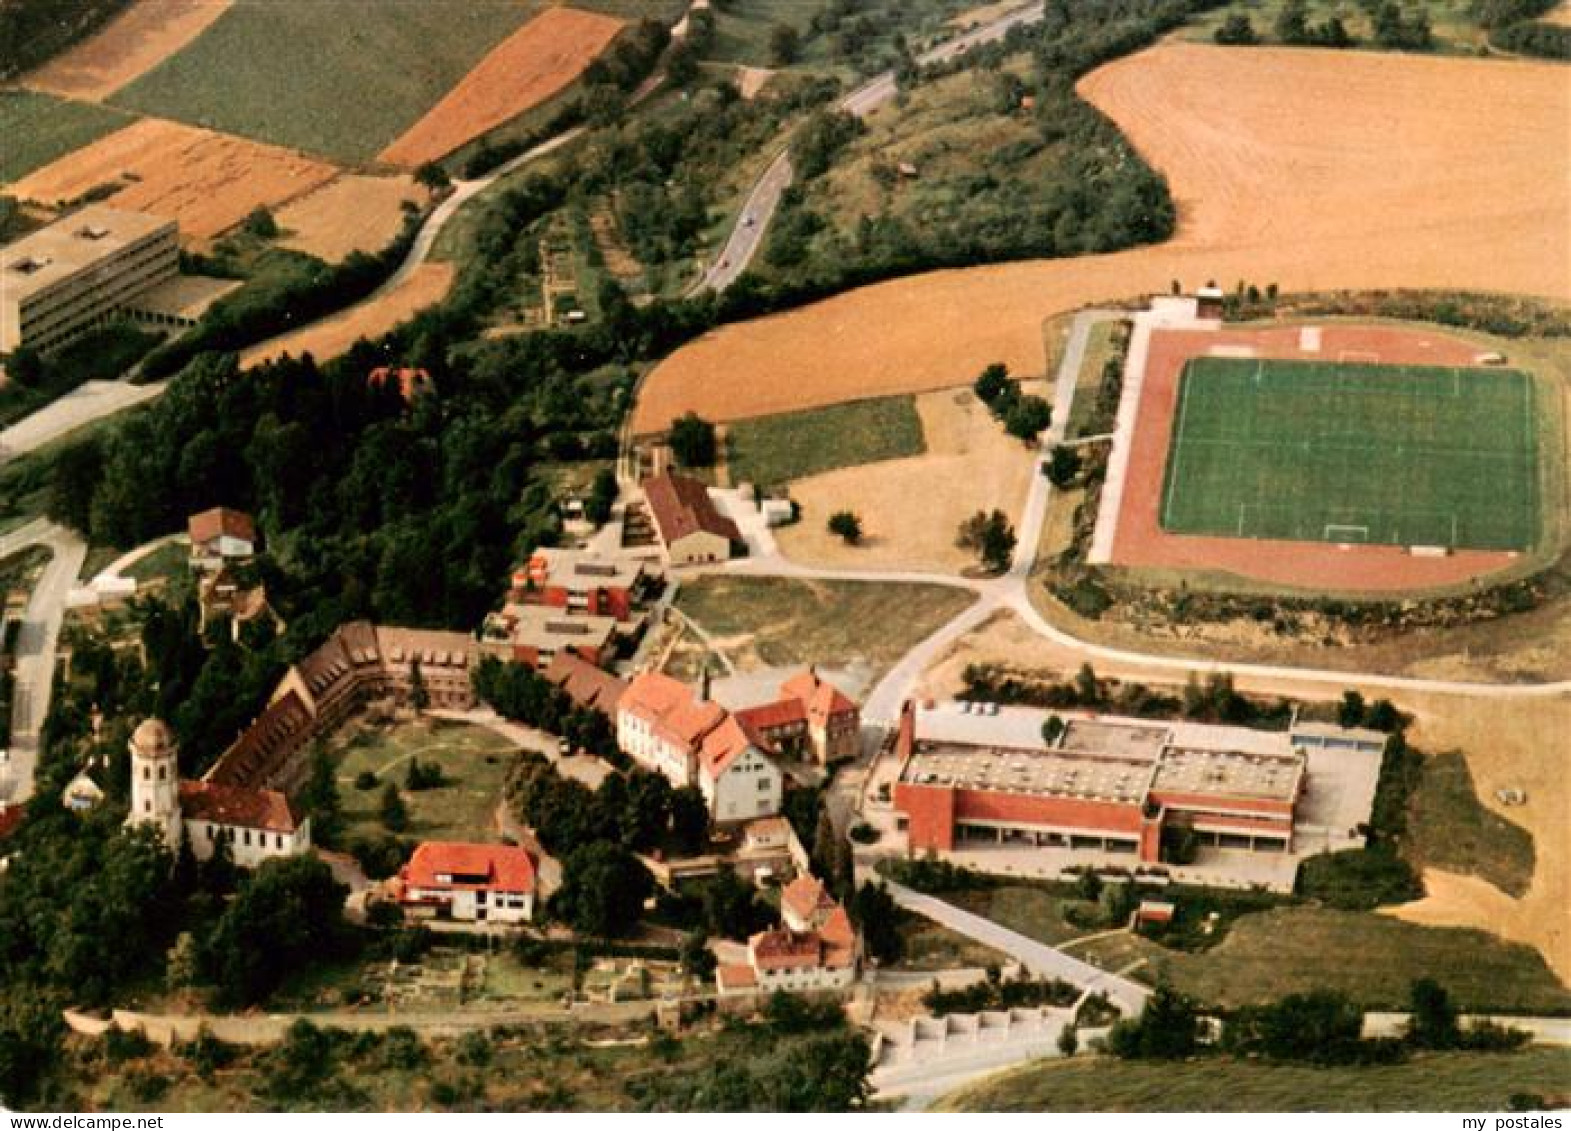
[205,622,507,795]
[2,205,178,354]
[893,701,1384,865]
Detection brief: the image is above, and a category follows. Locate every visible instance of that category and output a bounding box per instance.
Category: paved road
[691,1,1048,293]
[0,379,164,466]
[883,879,1150,1015]
[1,520,86,804]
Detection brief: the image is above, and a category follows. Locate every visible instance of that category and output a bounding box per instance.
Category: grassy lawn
[950,885,1094,947]
[725,394,925,488]
[109,0,541,162]
[1409,749,1536,898]
[124,540,191,585]
[1160,358,1540,551]
[670,575,975,678]
[335,719,520,843]
[0,89,133,183]
[1154,907,1571,1014]
[1063,317,1128,440]
[896,910,1011,971]
[937,1047,1571,1112]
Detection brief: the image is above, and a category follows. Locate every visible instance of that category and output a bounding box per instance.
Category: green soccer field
[1158,357,1540,551]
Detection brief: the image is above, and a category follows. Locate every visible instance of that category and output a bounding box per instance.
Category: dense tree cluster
[0,0,129,79]
[506,750,708,862]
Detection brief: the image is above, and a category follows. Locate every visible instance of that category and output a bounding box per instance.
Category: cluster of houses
[109,469,875,995]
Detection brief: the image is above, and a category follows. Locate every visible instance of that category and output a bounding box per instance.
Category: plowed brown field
[277,174,425,262]
[240,263,454,368]
[378,6,624,168]
[22,0,234,102]
[9,117,336,240]
[634,44,1570,432]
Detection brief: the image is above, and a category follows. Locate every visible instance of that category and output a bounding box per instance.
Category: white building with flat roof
[2,205,179,354]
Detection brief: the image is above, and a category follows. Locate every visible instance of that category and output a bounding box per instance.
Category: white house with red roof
[717,873,859,997]
[395,841,536,924]
[187,507,257,570]
[736,668,861,766]
[617,671,782,822]
[125,718,310,868]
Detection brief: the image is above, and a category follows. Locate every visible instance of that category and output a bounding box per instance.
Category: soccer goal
[1324,523,1370,543]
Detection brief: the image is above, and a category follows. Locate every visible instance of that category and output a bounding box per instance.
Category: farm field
[378,7,625,168]
[20,0,235,102]
[241,263,455,368]
[723,394,925,488]
[774,385,1042,572]
[108,0,541,163]
[937,1047,1571,1112]
[8,117,337,241]
[334,719,520,843]
[0,90,133,184]
[632,44,1569,431]
[276,174,425,263]
[1158,358,1540,551]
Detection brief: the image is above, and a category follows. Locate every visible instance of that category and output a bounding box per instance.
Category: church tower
[126,718,182,850]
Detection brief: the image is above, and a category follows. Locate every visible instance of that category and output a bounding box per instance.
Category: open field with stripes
[1159,357,1539,552]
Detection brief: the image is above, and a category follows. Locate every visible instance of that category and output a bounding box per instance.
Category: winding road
[692,1,1048,294]
[1,519,86,804]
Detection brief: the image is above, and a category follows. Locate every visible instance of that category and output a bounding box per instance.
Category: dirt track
[378,7,623,168]
[633,44,1570,431]
[22,0,234,102]
[9,116,336,241]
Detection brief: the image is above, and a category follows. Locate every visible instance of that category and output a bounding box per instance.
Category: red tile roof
[545,653,627,715]
[699,714,759,779]
[368,366,432,403]
[735,698,807,733]
[188,507,256,547]
[622,671,726,748]
[401,841,536,894]
[781,873,838,926]
[642,473,741,548]
[179,780,300,834]
[0,805,25,841]
[717,962,758,991]
[750,927,824,971]
[780,669,859,726]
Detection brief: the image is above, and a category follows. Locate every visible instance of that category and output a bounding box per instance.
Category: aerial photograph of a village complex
[0,0,1567,1119]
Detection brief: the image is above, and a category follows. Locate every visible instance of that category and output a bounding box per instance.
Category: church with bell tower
[125,717,311,868]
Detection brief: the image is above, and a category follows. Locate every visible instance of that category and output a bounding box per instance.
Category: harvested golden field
[22,0,234,102]
[378,6,624,168]
[920,612,1571,984]
[9,116,336,241]
[241,263,454,368]
[276,174,425,262]
[775,385,1042,572]
[1546,2,1571,26]
[1390,692,1571,985]
[634,44,1570,430]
